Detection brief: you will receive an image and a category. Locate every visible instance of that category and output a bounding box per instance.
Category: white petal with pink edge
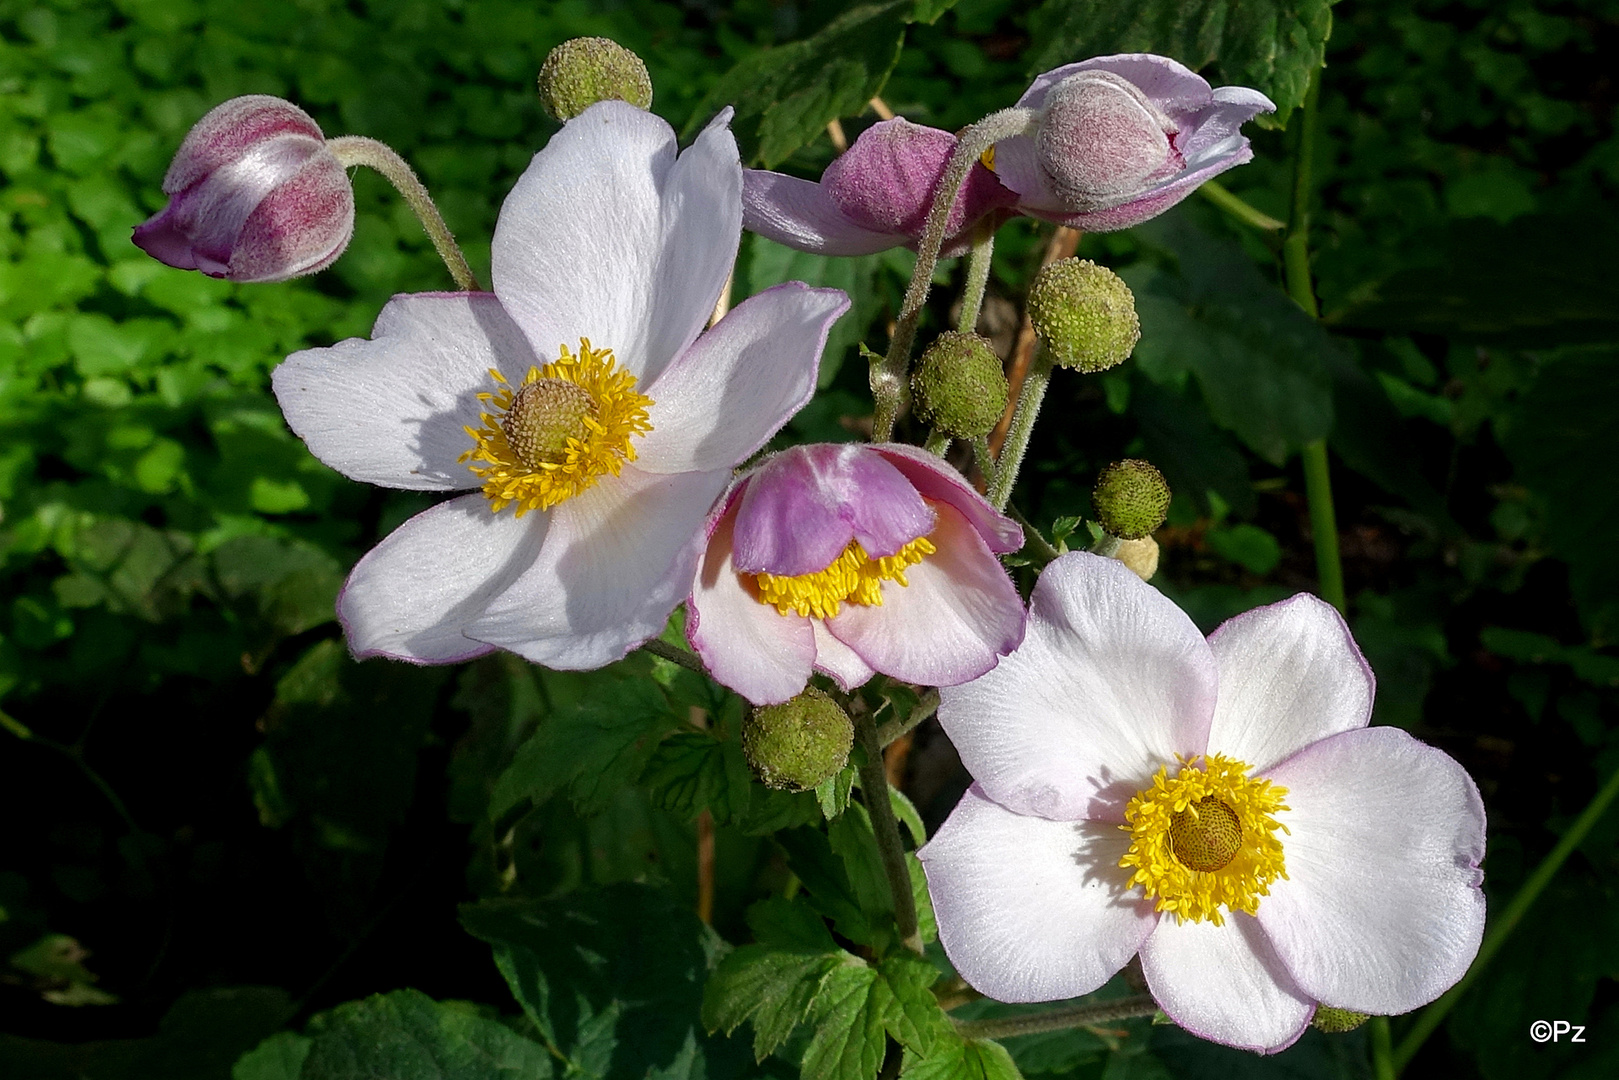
[920,785,1156,1002]
[742,169,904,256]
[1258,726,1486,1015]
[939,553,1217,823]
[811,621,876,693]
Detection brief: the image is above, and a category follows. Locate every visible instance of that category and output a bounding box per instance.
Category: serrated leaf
[901,1032,1024,1080]
[703,899,849,1061]
[908,854,937,946]
[300,989,551,1080]
[829,803,898,928]
[690,2,912,167]
[643,731,753,825]
[802,954,949,1080]
[889,787,926,847]
[1025,0,1333,126]
[816,765,857,820]
[778,826,888,948]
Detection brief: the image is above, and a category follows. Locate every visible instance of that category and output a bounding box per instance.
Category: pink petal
[811,621,876,692]
[1258,727,1487,1015]
[1139,916,1313,1054]
[920,784,1156,1002]
[1206,593,1375,772]
[868,444,1023,553]
[939,553,1216,823]
[742,169,909,256]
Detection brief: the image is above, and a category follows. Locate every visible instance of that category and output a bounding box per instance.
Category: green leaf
[490,670,681,818]
[901,1031,1023,1080]
[690,3,912,167]
[460,883,735,1080]
[232,1033,311,1080]
[1204,523,1282,575]
[1025,0,1333,126]
[889,786,927,847]
[300,990,552,1080]
[777,825,888,948]
[703,898,849,1061]
[815,765,857,821]
[802,954,948,1080]
[642,730,755,825]
[742,237,890,389]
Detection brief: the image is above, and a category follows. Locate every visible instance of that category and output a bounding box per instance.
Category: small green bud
[1311,1006,1370,1034]
[537,37,653,122]
[1026,258,1139,372]
[743,689,853,792]
[1093,459,1169,540]
[911,331,1009,440]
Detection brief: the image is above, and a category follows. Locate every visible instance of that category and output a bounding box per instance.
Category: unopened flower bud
[1113,536,1160,581]
[911,331,1009,440]
[132,96,354,283]
[538,37,653,121]
[1093,459,1169,540]
[1036,71,1180,213]
[1311,1006,1370,1033]
[1026,259,1139,372]
[743,689,853,791]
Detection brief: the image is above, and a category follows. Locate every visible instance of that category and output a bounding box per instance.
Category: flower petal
[742,169,905,256]
[827,500,1024,687]
[492,102,740,386]
[920,785,1156,1002]
[732,444,935,575]
[638,283,850,474]
[811,620,876,692]
[338,493,542,663]
[1206,593,1375,772]
[1139,916,1313,1054]
[869,444,1023,553]
[273,292,536,490]
[1258,727,1487,1015]
[1017,143,1256,233]
[687,492,818,705]
[938,552,1216,823]
[465,463,730,670]
[1016,55,1215,115]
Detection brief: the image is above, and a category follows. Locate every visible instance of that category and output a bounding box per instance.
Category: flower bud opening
[1168,796,1243,872]
[743,689,853,792]
[538,37,653,121]
[501,377,600,468]
[911,331,1009,440]
[1093,459,1169,540]
[1035,71,1180,212]
[1026,259,1139,372]
[1312,1007,1371,1034]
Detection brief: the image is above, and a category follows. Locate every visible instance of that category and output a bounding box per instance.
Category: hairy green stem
[854,713,923,955]
[1392,760,1619,1073]
[1004,504,1061,568]
[1199,179,1286,232]
[872,108,1035,441]
[923,431,953,457]
[1302,442,1345,612]
[986,347,1053,511]
[972,436,998,493]
[953,995,1159,1040]
[641,637,708,677]
[875,688,939,748]
[328,135,481,292]
[955,225,996,334]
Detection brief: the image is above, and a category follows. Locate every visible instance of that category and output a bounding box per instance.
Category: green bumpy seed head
[537,37,653,121]
[911,331,1009,440]
[743,689,853,792]
[1093,459,1170,540]
[1026,258,1139,372]
[1311,1007,1370,1034]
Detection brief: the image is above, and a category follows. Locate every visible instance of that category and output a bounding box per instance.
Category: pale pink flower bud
[133,95,354,283]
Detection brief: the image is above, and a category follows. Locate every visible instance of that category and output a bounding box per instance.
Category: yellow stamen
[1118,754,1289,925]
[754,535,936,619]
[459,339,652,517]
[980,145,996,171]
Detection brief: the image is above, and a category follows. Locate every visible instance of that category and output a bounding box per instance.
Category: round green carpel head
[537,37,653,121]
[1093,459,1170,540]
[911,331,1009,440]
[1311,1007,1371,1034]
[1026,258,1139,372]
[743,689,854,792]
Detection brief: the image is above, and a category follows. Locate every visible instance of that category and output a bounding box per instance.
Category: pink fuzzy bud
[1035,71,1182,212]
[133,96,354,283]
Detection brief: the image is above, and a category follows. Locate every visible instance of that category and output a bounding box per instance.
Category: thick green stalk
[986,348,1053,511]
[854,713,923,955]
[952,995,1159,1040]
[1392,761,1619,1073]
[328,135,481,291]
[1199,179,1286,232]
[956,225,996,333]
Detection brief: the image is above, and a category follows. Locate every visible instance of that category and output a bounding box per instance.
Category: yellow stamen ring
[754,534,936,620]
[459,339,652,517]
[1118,753,1289,925]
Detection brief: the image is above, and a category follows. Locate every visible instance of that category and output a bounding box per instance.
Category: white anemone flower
[919,553,1486,1053]
[272,102,849,669]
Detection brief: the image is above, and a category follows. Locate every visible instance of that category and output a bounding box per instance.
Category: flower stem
[327,135,481,292]
[641,637,709,677]
[875,687,939,748]
[1392,760,1619,1073]
[923,431,953,457]
[1004,504,1061,568]
[854,712,923,955]
[873,108,1036,441]
[956,224,996,334]
[986,346,1054,511]
[972,436,998,493]
[952,995,1159,1040]
[1198,179,1286,232]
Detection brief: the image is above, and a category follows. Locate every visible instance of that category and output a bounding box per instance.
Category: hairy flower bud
[743,689,854,791]
[1036,71,1180,213]
[537,37,653,121]
[132,96,354,283]
[911,332,1009,440]
[1311,1006,1370,1033]
[1093,459,1170,540]
[1026,259,1139,372]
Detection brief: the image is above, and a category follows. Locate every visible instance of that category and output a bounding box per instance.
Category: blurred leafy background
[1,0,1616,1078]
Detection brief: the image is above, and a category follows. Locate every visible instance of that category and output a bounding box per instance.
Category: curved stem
[872,108,1036,441]
[953,995,1159,1041]
[327,135,481,292]
[1199,179,1286,232]
[986,347,1054,511]
[854,712,923,955]
[875,688,939,748]
[923,431,952,456]
[955,225,996,334]
[640,637,708,677]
